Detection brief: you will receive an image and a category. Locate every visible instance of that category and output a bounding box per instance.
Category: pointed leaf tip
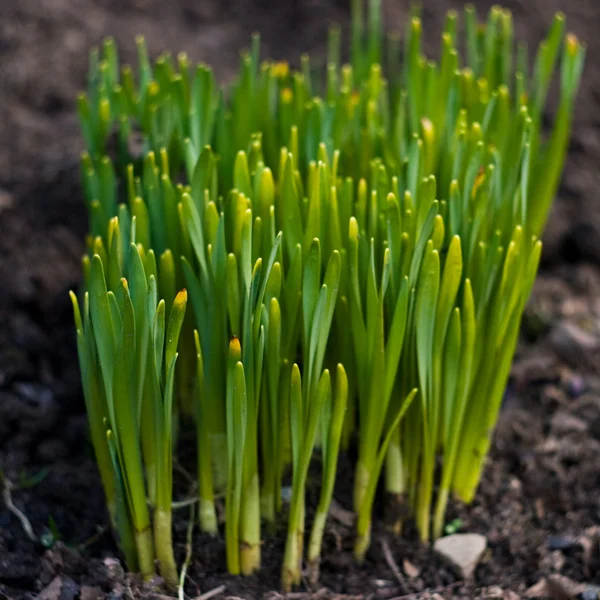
[229,335,242,356]
[174,288,188,306]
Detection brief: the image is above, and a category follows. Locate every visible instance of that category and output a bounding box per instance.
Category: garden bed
[1,0,600,598]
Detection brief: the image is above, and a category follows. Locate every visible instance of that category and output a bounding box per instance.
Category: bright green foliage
[72,0,584,590]
[71,217,186,585]
[282,245,341,588]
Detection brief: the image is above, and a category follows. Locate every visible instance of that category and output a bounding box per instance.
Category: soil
[1,0,600,598]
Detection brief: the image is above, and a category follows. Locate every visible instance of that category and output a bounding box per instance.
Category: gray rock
[579,585,600,600]
[37,576,79,600]
[433,533,487,579]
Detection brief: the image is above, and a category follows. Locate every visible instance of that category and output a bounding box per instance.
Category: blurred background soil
[1,0,600,599]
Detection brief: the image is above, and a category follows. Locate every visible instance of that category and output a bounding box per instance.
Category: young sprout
[72,221,186,585]
[73,0,584,585]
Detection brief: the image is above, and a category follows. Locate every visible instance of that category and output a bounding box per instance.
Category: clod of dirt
[433,533,487,580]
[37,575,79,600]
[525,574,590,599]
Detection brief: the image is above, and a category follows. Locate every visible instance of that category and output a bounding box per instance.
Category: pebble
[579,585,600,600]
[548,535,579,551]
[433,533,487,579]
[37,576,79,600]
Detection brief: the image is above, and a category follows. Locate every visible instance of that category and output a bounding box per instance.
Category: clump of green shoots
[73,0,584,591]
[71,217,186,584]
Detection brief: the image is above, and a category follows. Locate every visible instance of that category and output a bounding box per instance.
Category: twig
[178,501,196,600]
[388,580,462,600]
[381,538,407,593]
[77,525,108,550]
[195,584,226,600]
[172,496,200,510]
[2,477,36,542]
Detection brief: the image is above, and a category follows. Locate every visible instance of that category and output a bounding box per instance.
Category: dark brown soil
[1,0,600,599]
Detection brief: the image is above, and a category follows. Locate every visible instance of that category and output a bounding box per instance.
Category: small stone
[403,558,420,579]
[579,585,600,600]
[433,533,487,579]
[548,535,579,551]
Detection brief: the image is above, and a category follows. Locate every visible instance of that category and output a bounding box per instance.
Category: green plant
[282,242,341,588]
[71,220,187,584]
[72,0,584,590]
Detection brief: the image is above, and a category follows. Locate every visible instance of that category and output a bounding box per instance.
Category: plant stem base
[154,508,178,586]
[135,526,156,581]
